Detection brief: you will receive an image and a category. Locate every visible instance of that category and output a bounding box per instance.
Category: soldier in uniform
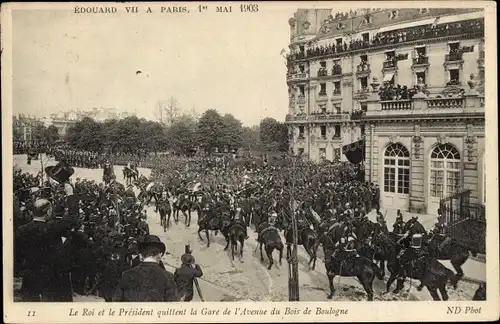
[392,210,405,235]
[113,235,180,302]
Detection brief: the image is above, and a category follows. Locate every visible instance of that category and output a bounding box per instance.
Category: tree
[44,125,60,145]
[259,117,289,152]
[32,124,47,143]
[221,114,243,150]
[241,125,261,151]
[196,109,225,153]
[165,114,197,154]
[65,117,104,152]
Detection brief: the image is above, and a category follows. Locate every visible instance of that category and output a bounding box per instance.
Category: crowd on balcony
[378,83,416,101]
[289,18,483,61]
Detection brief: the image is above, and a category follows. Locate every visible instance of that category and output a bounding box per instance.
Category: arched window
[430,144,461,198]
[384,143,410,194]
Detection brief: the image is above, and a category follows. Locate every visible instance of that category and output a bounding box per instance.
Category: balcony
[285,114,307,122]
[446,79,461,86]
[412,56,429,65]
[287,72,308,82]
[317,68,328,77]
[383,60,397,69]
[331,66,342,76]
[445,52,464,62]
[426,98,464,109]
[381,100,412,110]
[356,63,370,74]
[308,113,350,122]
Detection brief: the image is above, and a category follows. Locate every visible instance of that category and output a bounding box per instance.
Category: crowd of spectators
[378,83,416,101]
[288,18,483,61]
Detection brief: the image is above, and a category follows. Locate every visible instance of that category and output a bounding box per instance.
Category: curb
[470,254,486,263]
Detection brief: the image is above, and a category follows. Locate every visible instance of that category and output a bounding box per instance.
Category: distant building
[43,108,136,136]
[285,8,485,214]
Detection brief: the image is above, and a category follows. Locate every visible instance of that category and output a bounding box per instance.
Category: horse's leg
[198,226,204,241]
[327,272,335,299]
[206,229,210,247]
[286,243,291,261]
[187,210,191,227]
[386,272,398,293]
[428,287,441,301]
[260,243,264,261]
[304,242,314,270]
[438,281,449,301]
[358,275,375,301]
[379,259,386,278]
[451,254,467,279]
[265,246,274,270]
[394,277,405,294]
[240,238,244,262]
[279,244,283,266]
[224,234,230,251]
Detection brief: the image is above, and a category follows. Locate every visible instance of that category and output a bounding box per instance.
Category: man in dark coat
[15,183,78,301]
[174,253,203,302]
[112,235,180,302]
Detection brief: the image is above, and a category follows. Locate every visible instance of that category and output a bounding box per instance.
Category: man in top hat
[174,249,203,302]
[113,235,180,302]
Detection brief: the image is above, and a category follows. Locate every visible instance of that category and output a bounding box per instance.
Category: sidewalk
[368,208,486,284]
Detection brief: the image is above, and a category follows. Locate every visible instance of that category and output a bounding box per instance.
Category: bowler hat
[45,161,74,183]
[138,235,166,255]
[181,253,195,265]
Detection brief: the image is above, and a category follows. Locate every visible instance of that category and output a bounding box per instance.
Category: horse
[425,233,477,282]
[173,193,194,227]
[123,167,139,186]
[102,164,115,184]
[226,221,247,265]
[256,222,284,270]
[284,221,319,270]
[156,197,172,232]
[472,282,486,300]
[197,207,232,248]
[323,244,384,301]
[143,182,163,206]
[371,231,458,300]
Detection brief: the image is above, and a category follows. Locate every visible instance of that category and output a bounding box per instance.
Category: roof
[313,8,483,41]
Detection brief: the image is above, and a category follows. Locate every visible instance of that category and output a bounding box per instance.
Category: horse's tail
[371,262,384,280]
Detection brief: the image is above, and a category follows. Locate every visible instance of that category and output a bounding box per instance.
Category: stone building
[285,8,485,215]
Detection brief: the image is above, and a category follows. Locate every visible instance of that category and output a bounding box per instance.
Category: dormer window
[336,38,343,46]
[389,10,398,19]
[419,8,429,14]
[363,15,372,24]
[362,33,369,42]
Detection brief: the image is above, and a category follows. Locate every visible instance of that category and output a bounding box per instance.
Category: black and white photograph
[2,2,498,323]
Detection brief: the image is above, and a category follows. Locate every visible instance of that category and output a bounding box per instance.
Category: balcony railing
[426,98,465,109]
[445,52,464,62]
[285,114,307,122]
[317,68,328,77]
[381,100,413,110]
[332,66,342,76]
[308,113,350,121]
[357,63,370,73]
[287,72,308,81]
[412,56,429,65]
[446,79,461,86]
[318,91,327,96]
[383,60,397,69]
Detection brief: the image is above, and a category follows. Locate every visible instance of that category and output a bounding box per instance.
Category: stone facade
[285,8,485,214]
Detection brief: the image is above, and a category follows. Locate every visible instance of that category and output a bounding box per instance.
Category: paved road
[12,154,482,301]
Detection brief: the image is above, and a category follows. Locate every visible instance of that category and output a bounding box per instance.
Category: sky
[11,4,300,126]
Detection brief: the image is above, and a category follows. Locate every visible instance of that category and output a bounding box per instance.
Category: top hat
[45,161,74,184]
[138,235,166,255]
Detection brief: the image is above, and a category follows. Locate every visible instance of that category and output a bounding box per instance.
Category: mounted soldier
[392,210,405,235]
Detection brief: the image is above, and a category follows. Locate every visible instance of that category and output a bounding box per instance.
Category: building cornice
[362,112,485,123]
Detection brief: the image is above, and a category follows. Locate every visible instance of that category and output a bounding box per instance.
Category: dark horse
[173,194,195,227]
[225,221,247,265]
[256,222,284,270]
[102,163,115,184]
[284,221,319,270]
[323,244,384,301]
[425,233,477,282]
[197,206,232,248]
[371,231,458,301]
[156,197,172,232]
[123,167,138,186]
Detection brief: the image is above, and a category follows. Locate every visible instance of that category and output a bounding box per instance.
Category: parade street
[13,155,484,302]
